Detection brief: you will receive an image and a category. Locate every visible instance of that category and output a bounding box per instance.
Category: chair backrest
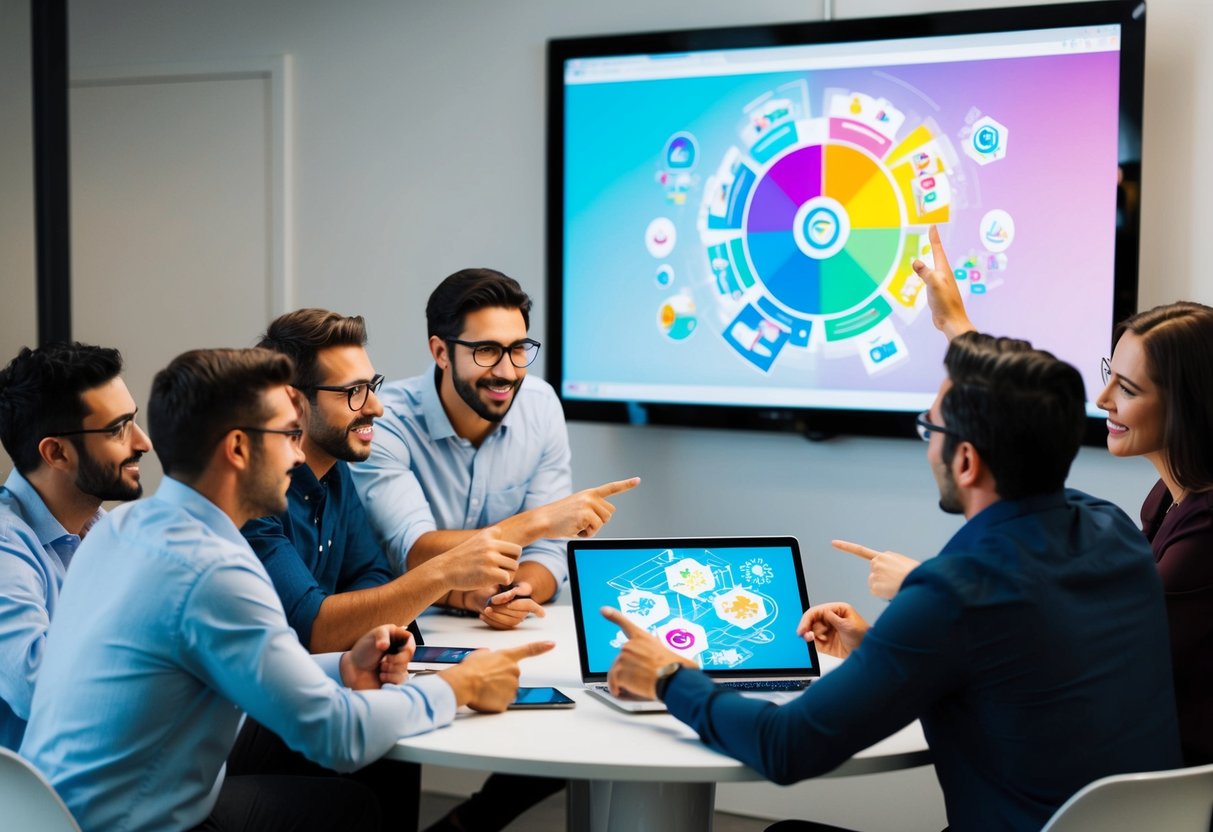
[0,747,81,832]
[1041,763,1213,832]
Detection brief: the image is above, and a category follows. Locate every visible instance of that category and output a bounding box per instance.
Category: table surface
[385,605,930,783]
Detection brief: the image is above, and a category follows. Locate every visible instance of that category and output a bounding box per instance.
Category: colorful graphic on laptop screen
[573,541,815,676]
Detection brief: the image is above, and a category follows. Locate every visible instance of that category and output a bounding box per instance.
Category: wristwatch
[654,661,683,700]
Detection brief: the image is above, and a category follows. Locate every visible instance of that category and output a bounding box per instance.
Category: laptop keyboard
[716,680,811,692]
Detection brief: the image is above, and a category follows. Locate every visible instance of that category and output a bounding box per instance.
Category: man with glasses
[243,308,520,654]
[20,347,551,831]
[604,332,1181,832]
[237,309,534,831]
[349,269,636,832]
[0,342,151,750]
[351,269,638,630]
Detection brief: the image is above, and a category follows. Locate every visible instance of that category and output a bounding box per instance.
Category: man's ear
[217,429,253,473]
[429,335,450,370]
[36,436,75,472]
[953,441,984,489]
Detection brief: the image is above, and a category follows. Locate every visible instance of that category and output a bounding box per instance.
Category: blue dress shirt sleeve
[664,580,963,783]
[0,527,54,724]
[513,399,572,589]
[179,558,455,772]
[354,418,439,574]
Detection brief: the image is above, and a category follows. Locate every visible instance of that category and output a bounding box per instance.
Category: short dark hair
[257,309,368,396]
[148,348,294,480]
[0,342,124,474]
[1116,301,1213,492]
[941,331,1086,500]
[426,268,532,340]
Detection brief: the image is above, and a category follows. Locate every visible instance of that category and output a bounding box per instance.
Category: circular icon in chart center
[664,628,696,650]
[793,196,850,260]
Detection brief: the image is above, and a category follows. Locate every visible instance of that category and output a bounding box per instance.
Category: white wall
[0,0,1206,826]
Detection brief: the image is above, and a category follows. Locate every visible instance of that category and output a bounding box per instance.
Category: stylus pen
[386,636,409,655]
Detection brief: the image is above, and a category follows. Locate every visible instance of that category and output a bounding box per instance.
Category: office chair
[0,747,81,831]
[1040,762,1213,832]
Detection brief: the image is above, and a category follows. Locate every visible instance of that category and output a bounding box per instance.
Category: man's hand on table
[601,607,697,700]
[340,624,414,690]
[438,641,556,712]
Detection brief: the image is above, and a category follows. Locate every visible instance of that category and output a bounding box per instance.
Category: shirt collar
[153,476,247,549]
[288,461,327,501]
[941,490,1069,553]
[420,364,515,443]
[2,468,100,547]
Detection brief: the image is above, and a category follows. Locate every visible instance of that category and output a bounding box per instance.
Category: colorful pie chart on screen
[693,86,964,374]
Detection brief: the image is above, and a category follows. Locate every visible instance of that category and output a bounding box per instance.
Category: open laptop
[568,536,820,713]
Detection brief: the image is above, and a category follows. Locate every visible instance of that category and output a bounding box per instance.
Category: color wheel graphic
[684,85,981,375]
[745,143,904,317]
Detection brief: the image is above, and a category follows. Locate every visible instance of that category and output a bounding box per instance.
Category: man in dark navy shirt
[605,332,1182,832]
[242,310,520,653]
[235,309,524,832]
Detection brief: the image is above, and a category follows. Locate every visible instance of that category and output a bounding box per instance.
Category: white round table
[386,605,930,831]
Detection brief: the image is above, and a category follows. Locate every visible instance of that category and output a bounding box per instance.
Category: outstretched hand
[911,225,976,342]
[537,477,641,540]
[832,539,920,600]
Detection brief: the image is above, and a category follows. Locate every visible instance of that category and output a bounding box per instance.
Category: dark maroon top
[1141,480,1213,764]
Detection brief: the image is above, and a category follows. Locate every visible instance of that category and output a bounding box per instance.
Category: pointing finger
[499,640,556,661]
[594,477,641,497]
[601,605,647,638]
[831,539,879,561]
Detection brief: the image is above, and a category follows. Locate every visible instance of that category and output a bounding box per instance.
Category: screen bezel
[568,535,821,683]
[545,0,1145,442]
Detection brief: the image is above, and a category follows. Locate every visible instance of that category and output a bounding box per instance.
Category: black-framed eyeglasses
[229,426,304,445]
[46,412,138,443]
[915,411,960,442]
[309,374,384,411]
[446,338,541,369]
[1101,357,1112,386]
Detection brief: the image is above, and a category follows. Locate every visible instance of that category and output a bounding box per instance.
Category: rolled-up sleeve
[352,416,438,575]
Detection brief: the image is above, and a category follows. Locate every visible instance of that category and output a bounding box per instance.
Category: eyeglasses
[309,374,384,411]
[915,411,959,442]
[447,338,541,369]
[47,412,138,443]
[1101,357,1112,386]
[229,426,304,445]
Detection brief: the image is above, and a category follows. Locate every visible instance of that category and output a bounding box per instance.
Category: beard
[74,444,143,502]
[451,364,523,423]
[936,464,964,515]
[309,414,374,463]
[240,439,292,519]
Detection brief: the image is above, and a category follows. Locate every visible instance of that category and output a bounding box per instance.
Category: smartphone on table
[408,645,480,671]
[508,687,576,709]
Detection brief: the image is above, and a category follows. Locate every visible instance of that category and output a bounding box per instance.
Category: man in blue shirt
[21,347,551,832]
[0,342,152,750]
[604,332,1182,832]
[239,309,528,832]
[350,271,637,831]
[242,309,519,653]
[351,268,638,630]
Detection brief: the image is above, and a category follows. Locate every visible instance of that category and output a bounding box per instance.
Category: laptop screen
[568,536,820,681]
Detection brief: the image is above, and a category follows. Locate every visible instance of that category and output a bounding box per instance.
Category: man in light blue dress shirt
[352,269,639,630]
[351,269,637,832]
[20,348,552,832]
[0,342,151,751]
